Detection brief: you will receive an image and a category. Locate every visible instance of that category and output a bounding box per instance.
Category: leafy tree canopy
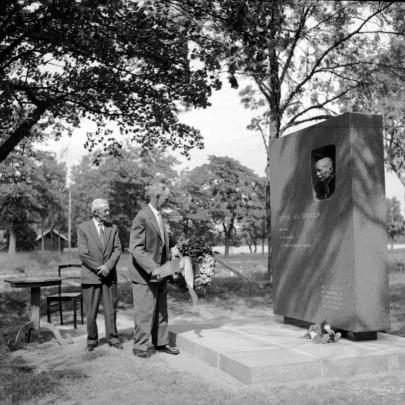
[70,144,179,247]
[0,143,66,254]
[239,176,266,253]
[339,3,405,186]
[0,0,222,163]
[386,197,405,247]
[171,1,400,139]
[182,155,263,255]
[174,0,403,272]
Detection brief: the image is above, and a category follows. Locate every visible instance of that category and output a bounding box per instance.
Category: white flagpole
[67,135,72,249]
[68,187,72,249]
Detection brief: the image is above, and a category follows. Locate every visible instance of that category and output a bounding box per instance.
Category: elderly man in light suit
[77,198,123,351]
[128,181,180,358]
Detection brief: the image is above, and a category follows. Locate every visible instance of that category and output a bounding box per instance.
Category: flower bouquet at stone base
[303,321,341,343]
[152,236,216,304]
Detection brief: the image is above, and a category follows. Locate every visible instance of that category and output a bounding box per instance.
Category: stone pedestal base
[169,315,402,385]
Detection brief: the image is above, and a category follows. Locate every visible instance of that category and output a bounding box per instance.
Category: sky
[42,81,405,208]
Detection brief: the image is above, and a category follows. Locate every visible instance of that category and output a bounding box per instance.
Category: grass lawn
[0,249,404,403]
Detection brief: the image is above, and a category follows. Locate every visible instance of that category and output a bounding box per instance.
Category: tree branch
[283,83,362,131]
[250,119,269,151]
[358,30,405,36]
[0,103,48,163]
[281,114,333,134]
[254,77,271,104]
[325,69,366,85]
[279,5,312,85]
[281,2,394,113]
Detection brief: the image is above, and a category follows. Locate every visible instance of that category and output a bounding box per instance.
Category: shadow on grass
[168,273,272,309]
[387,251,405,336]
[0,290,88,404]
[0,354,87,404]
[388,249,405,273]
[0,290,32,349]
[0,289,83,352]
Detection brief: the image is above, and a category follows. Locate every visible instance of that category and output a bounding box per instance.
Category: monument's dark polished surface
[270,113,389,338]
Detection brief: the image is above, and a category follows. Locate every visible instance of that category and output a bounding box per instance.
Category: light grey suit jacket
[128,205,169,284]
[77,219,122,285]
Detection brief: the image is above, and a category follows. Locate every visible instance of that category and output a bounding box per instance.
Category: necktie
[99,224,105,246]
[156,212,164,241]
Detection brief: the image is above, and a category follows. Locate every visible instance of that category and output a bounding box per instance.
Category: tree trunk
[58,220,61,257]
[224,236,230,256]
[8,227,16,256]
[0,103,47,164]
[41,218,45,252]
[223,220,235,257]
[264,2,282,280]
[266,179,272,277]
[265,140,273,277]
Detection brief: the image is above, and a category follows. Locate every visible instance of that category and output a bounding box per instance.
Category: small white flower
[170,245,181,258]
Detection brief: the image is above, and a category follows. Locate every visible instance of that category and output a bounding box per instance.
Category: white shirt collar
[148,203,164,240]
[148,203,160,217]
[93,217,103,230]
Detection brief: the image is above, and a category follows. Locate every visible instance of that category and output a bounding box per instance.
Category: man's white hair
[91,198,109,212]
[317,156,333,166]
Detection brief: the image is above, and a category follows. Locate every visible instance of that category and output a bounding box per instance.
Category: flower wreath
[303,321,341,343]
[171,236,216,295]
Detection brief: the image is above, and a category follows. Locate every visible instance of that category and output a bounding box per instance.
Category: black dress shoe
[87,344,96,352]
[156,345,180,355]
[133,348,151,358]
[109,342,124,349]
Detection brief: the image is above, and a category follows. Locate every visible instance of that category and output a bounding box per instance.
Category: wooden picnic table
[5,277,72,350]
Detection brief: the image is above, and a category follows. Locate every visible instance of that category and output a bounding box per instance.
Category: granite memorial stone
[270,112,389,339]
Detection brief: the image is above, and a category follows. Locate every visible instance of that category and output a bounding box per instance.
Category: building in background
[35,228,68,251]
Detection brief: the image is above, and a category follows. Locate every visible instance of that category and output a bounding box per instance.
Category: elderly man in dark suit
[77,198,122,352]
[128,181,180,358]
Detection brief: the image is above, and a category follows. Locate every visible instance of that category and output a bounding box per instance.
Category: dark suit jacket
[128,205,170,284]
[315,176,335,200]
[77,219,122,285]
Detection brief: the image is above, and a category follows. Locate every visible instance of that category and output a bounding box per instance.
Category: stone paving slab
[169,314,405,385]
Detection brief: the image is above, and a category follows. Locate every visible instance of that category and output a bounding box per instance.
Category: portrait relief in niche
[311,145,336,201]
